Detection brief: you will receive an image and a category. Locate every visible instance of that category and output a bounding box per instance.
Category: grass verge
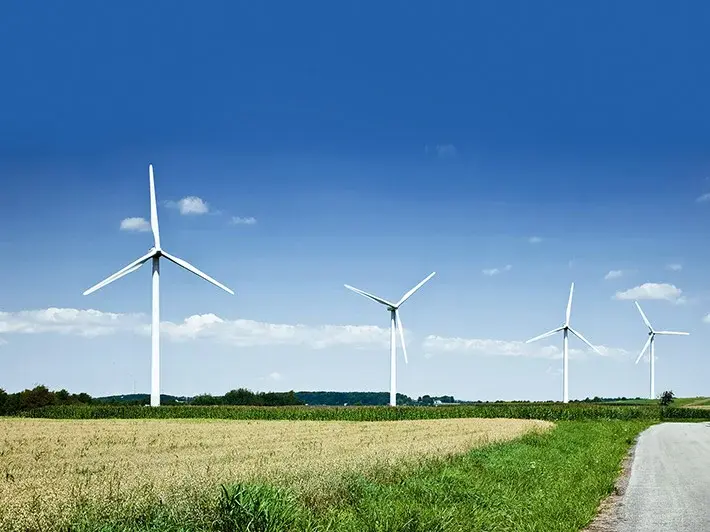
[59,420,651,532]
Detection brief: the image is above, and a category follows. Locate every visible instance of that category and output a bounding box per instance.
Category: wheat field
[0,416,551,530]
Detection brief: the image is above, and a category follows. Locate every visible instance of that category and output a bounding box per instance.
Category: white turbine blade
[161,251,234,295]
[565,282,574,326]
[655,330,690,336]
[343,284,394,307]
[635,335,652,364]
[149,164,161,249]
[569,327,604,356]
[525,326,564,344]
[83,250,155,295]
[396,271,436,307]
[395,310,408,364]
[634,301,653,331]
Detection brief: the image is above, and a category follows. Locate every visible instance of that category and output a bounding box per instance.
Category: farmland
[1,417,549,531]
[18,401,710,422]
[3,402,709,531]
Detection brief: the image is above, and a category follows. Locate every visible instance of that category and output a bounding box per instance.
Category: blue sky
[1,1,710,400]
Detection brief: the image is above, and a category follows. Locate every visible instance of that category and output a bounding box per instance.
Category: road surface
[617,422,710,531]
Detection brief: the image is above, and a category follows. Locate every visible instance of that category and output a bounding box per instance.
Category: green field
[19,401,710,422]
[5,402,709,531]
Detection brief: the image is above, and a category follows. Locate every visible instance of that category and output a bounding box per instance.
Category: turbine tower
[525,282,603,403]
[83,164,234,407]
[344,272,436,406]
[633,301,689,400]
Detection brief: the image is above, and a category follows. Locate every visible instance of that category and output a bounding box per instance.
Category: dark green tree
[660,390,675,406]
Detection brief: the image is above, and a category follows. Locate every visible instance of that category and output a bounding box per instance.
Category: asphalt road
[617,422,710,531]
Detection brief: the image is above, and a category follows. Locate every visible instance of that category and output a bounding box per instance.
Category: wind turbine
[83,164,234,407]
[633,301,689,400]
[525,282,603,403]
[344,272,436,406]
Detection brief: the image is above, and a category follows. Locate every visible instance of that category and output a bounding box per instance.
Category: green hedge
[15,403,710,422]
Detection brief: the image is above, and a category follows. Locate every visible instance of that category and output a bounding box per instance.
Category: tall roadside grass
[16,403,710,421]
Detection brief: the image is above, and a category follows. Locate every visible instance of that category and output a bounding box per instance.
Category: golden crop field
[0,417,551,531]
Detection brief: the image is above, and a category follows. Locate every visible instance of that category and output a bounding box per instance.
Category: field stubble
[0,417,550,531]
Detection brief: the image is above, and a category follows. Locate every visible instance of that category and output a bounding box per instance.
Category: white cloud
[119,217,151,232]
[528,236,543,244]
[422,335,630,360]
[166,196,210,215]
[0,308,145,338]
[703,314,710,324]
[696,193,710,203]
[436,144,457,158]
[482,264,512,276]
[426,144,457,158]
[666,263,683,271]
[613,283,685,304]
[0,308,389,350]
[268,372,282,381]
[231,216,257,225]
[604,270,624,280]
[157,314,389,349]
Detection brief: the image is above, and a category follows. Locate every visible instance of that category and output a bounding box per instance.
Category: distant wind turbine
[83,164,234,407]
[633,301,689,400]
[525,282,603,403]
[344,272,436,406]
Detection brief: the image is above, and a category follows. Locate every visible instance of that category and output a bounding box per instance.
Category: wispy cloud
[604,270,624,280]
[482,264,512,276]
[696,193,710,203]
[0,308,389,350]
[528,236,543,244]
[119,217,151,232]
[666,263,683,272]
[165,196,210,215]
[425,144,457,158]
[703,314,710,324]
[422,335,630,360]
[230,216,257,226]
[613,283,685,304]
[0,308,145,337]
[268,372,282,381]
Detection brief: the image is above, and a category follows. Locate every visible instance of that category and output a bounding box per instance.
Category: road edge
[581,429,642,532]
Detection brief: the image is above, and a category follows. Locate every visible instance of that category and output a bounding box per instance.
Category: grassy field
[0,417,550,531]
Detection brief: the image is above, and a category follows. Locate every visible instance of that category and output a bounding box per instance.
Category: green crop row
[17,403,710,422]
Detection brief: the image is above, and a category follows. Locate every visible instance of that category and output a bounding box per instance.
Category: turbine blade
[343,284,394,307]
[654,331,690,336]
[396,271,436,307]
[635,335,652,364]
[634,301,653,331]
[149,164,161,249]
[162,251,234,295]
[395,310,408,364]
[83,250,155,295]
[525,326,564,344]
[569,327,603,356]
[565,282,574,326]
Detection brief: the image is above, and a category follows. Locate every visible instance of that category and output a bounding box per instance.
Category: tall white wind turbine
[344,272,436,407]
[83,164,234,407]
[633,301,689,400]
[525,282,603,403]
